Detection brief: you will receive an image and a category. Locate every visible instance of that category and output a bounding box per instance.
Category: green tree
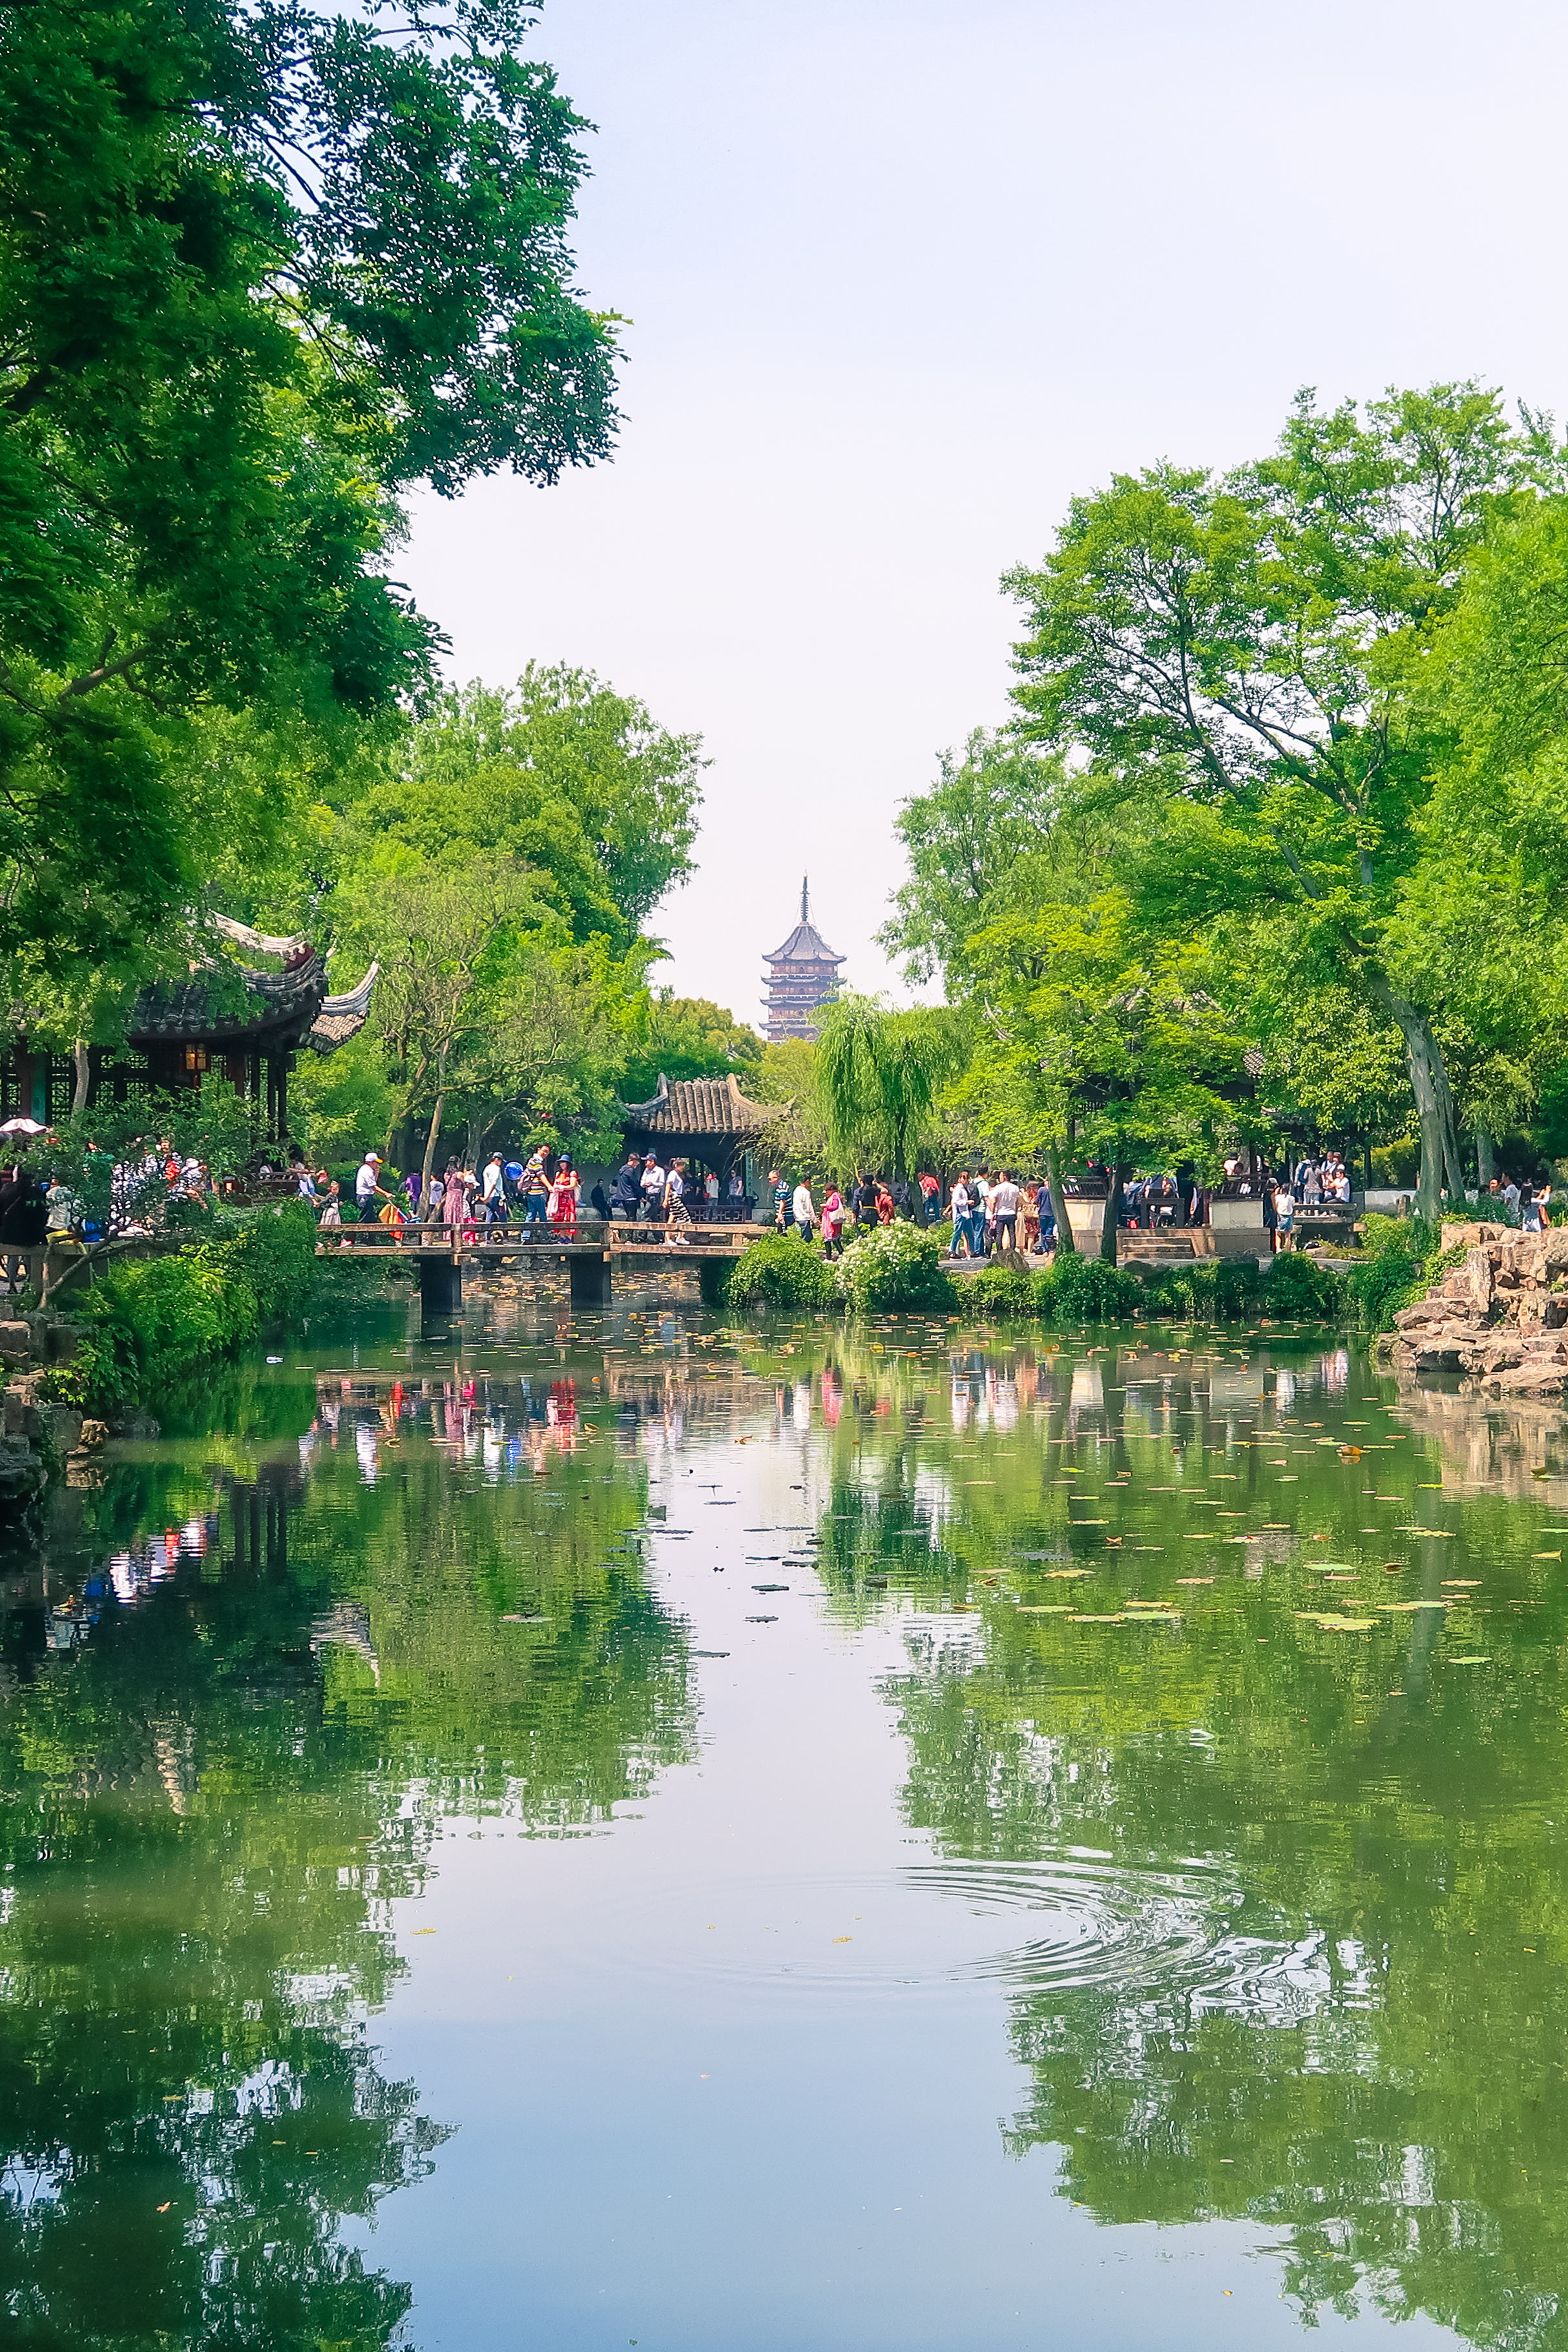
[386,667,705,934]
[616,992,763,1105]
[1004,384,1560,1217]
[0,0,618,972]
[962,879,1257,1259]
[814,994,968,1182]
[336,850,549,1190]
[878,729,1064,985]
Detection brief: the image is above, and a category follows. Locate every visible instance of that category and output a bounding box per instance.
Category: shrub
[59,1204,364,1410]
[835,1223,957,1313]
[724,1232,839,1310]
[966,1263,1037,1319]
[1264,1250,1344,1318]
[1038,1252,1143,1321]
[1341,1212,1436,1331]
[1143,1259,1218,1320]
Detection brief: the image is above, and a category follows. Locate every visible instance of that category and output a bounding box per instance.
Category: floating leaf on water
[745,1615,778,1623]
[1016,1604,1074,1613]
[1176,1577,1215,1586]
[751,1584,789,1592]
[1067,1613,1129,1624]
[1447,1655,1490,1664]
[1532,1551,1563,1560]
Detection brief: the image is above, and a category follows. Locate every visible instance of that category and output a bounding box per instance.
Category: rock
[0,1323,30,1363]
[1461,1246,1494,1314]
[0,1433,45,1505]
[75,1419,106,1451]
[1392,1230,1568,1397]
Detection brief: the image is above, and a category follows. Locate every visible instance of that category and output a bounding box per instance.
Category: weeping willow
[814,994,968,1179]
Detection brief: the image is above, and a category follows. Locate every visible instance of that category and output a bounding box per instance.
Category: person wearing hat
[549,1153,580,1237]
[638,1152,666,1221]
[355,1151,389,1221]
[521,1146,550,1240]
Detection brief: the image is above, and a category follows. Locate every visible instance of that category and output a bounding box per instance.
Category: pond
[3,1291,1567,2350]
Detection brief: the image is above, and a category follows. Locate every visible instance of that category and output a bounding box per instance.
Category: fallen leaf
[157,2202,172,2213]
[1176,1577,1215,1586]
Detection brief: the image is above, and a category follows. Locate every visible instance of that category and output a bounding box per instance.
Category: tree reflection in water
[0,1351,693,2349]
[808,1328,1568,2349]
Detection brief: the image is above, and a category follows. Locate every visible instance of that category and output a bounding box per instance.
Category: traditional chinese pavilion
[762,878,844,1043]
[620,1072,776,1219]
[2,915,377,1133]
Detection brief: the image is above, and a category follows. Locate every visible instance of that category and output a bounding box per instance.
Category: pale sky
[401,0,1568,1031]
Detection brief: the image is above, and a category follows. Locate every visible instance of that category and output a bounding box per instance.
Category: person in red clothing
[875,1181,895,1224]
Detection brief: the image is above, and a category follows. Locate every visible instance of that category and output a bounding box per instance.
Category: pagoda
[762,879,844,1044]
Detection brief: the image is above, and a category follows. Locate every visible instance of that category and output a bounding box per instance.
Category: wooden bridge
[318,1221,762,1312]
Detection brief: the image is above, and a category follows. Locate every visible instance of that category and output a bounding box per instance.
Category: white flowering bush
[834,1221,956,1312]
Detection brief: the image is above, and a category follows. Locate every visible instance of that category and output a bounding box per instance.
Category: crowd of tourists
[326,1143,749,1246]
[334,1147,592,1241]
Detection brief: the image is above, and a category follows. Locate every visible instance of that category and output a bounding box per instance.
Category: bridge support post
[419,1248,463,1320]
[569,1249,613,1310]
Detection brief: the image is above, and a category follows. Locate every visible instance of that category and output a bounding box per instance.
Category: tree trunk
[1367,982,1463,1221]
[1476,1127,1495,1190]
[1098,1164,1124,1264]
[72,1038,90,1115]
[420,1090,446,1207]
[1043,1144,1076,1254]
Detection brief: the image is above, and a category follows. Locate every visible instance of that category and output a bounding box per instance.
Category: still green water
[3,1292,1567,2350]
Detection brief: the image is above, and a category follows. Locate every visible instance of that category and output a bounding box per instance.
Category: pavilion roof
[621,1072,775,1139]
[126,956,328,1048]
[307,964,380,1054]
[124,919,378,1058]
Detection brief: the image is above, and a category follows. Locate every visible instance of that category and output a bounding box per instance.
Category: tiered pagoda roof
[123,914,377,1057]
[762,877,844,1043]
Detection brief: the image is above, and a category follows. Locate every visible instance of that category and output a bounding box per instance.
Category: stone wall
[1379,1222,1568,1394]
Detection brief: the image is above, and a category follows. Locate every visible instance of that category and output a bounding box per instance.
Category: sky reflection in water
[3,1290,1567,2350]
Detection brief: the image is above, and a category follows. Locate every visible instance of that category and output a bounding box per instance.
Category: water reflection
[0,1332,696,2348]
[4,1305,1568,2348]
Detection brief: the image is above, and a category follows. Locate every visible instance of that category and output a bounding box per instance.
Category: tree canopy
[0,0,618,971]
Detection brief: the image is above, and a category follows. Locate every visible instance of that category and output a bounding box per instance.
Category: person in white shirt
[355,1152,387,1221]
[948,1174,971,1257]
[660,1159,690,1244]
[990,1171,1021,1251]
[639,1154,666,1220]
[792,1179,814,1241]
